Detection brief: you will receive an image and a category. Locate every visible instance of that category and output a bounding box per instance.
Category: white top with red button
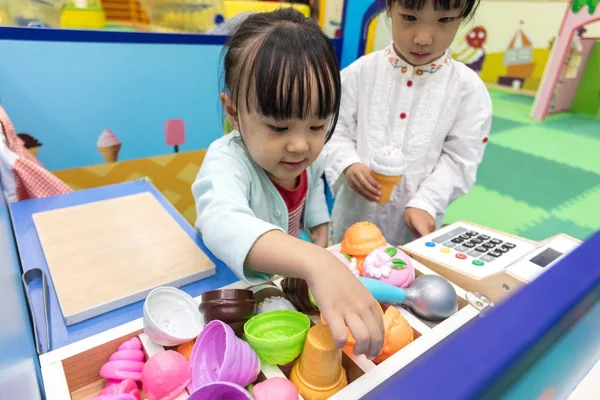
[324,43,493,246]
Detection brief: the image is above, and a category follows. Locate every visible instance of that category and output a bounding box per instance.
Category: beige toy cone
[371,171,403,204]
[97,144,121,163]
[290,324,348,399]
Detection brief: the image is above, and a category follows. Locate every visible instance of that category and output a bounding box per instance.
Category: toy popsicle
[165,119,186,153]
[310,275,458,321]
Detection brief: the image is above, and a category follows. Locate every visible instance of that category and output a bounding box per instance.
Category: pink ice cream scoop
[329,249,360,277]
[142,350,191,400]
[99,337,145,390]
[94,379,140,400]
[252,377,299,400]
[363,246,415,288]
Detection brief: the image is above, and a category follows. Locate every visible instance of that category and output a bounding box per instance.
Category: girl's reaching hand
[305,253,385,359]
[344,163,382,202]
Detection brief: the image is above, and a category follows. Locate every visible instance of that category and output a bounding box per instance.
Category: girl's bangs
[242,26,340,122]
[398,0,475,17]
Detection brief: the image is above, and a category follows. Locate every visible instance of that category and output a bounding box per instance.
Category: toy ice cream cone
[290,324,348,399]
[97,129,122,163]
[370,146,406,204]
[341,222,387,275]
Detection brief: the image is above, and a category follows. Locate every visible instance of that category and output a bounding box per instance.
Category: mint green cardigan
[192,131,330,284]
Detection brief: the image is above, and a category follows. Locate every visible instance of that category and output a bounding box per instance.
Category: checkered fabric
[0,106,72,201]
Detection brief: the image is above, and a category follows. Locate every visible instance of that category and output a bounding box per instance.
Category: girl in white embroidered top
[324,0,492,246]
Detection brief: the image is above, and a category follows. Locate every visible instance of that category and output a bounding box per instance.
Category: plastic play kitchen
[39,222,491,400]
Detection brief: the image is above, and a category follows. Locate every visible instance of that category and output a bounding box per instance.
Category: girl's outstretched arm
[406,71,492,222]
[247,230,384,359]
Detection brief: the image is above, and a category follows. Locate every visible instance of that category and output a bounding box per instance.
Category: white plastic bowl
[143,286,203,347]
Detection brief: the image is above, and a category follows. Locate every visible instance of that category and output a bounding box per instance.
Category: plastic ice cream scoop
[94,379,141,400]
[97,129,121,148]
[341,222,387,274]
[244,310,311,365]
[92,395,138,400]
[256,296,297,314]
[369,145,406,176]
[329,249,360,277]
[143,286,203,347]
[363,246,415,288]
[373,306,414,364]
[99,337,145,387]
[188,382,253,400]
[369,146,406,204]
[142,350,191,400]
[189,320,260,392]
[252,377,299,400]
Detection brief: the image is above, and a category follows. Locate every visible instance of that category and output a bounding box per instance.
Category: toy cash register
[402,222,581,303]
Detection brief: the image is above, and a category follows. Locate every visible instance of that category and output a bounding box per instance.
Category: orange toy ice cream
[320,302,383,354]
[373,306,414,364]
[369,146,406,204]
[341,222,387,275]
[97,129,122,163]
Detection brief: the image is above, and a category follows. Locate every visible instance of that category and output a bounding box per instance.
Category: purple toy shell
[189,320,260,392]
[188,382,253,400]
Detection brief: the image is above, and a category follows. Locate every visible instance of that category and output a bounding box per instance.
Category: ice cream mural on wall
[499,22,536,90]
[97,129,122,163]
[165,119,186,153]
[452,26,487,74]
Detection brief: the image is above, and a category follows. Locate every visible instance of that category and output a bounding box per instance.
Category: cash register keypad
[427,227,517,266]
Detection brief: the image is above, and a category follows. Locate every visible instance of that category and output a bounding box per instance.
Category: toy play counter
[40,256,483,399]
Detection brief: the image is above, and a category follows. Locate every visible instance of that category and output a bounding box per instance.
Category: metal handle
[22,268,51,354]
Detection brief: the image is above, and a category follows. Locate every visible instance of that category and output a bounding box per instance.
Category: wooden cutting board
[32,192,215,325]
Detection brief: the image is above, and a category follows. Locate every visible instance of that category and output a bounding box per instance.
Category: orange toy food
[341,222,387,275]
[373,306,414,364]
[290,324,348,399]
[176,339,196,361]
[320,302,384,354]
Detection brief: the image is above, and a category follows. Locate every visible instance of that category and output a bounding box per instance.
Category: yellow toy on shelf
[223,1,310,19]
[61,0,107,29]
[138,0,227,33]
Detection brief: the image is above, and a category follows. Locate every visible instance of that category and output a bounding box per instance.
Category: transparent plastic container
[138,0,226,33]
[0,0,67,28]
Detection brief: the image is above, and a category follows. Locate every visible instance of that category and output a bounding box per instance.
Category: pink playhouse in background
[531,0,600,121]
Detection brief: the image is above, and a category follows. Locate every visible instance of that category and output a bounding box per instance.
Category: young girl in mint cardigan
[192,9,384,360]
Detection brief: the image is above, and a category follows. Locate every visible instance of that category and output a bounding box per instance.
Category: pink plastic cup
[189,320,260,392]
[188,382,253,400]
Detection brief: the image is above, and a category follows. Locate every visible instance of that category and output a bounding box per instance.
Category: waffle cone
[290,324,347,399]
[98,144,121,163]
[371,171,403,204]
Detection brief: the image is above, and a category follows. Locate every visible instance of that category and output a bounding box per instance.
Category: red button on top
[400,112,407,119]
[407,80,413,87]
[456,253,467,260]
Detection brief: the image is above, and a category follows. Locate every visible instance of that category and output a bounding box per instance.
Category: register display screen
[530,248,563,268]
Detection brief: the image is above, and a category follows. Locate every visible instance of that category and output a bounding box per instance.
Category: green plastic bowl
[244,310,310,365]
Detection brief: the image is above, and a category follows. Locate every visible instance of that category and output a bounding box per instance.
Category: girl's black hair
[386,0,481,20]
[221,8,341,141]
